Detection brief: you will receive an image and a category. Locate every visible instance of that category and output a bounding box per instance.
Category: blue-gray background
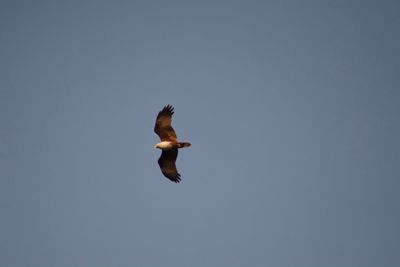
[1,0,399,266]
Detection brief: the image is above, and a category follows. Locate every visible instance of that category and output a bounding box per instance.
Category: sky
[1,0,400,266]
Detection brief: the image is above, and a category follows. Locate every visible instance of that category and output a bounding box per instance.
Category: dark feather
[157,149,181,183]
[154,105,177,141]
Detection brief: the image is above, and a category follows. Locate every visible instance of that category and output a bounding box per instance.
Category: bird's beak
[154,145,158,149]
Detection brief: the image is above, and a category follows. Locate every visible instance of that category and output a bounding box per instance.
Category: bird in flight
[154,105,191,183]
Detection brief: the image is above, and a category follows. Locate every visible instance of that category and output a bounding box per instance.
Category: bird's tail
[178,142,191,148]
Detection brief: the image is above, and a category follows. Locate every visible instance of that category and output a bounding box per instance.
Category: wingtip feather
[162,104,174,116]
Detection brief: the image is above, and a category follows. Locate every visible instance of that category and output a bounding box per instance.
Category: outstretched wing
[158,149,181,183]
[154,105,177,141]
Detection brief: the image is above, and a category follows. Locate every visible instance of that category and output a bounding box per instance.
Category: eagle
[154,105,191,183]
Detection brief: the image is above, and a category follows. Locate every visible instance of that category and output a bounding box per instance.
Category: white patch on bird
[155,141,174,150]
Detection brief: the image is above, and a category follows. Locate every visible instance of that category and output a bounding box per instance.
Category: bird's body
[155,141,191,150]
[154,105,191,183]
[155,141,174,150]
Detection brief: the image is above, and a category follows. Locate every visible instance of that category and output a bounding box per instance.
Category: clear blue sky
[1,1,400,266]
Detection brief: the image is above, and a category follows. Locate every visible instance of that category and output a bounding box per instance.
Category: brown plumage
[154,105,177,142]
[154,105,191,183]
